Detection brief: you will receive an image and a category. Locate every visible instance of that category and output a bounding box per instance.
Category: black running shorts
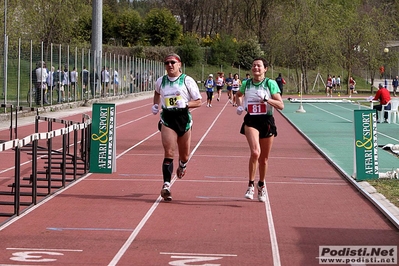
[158,108,191,137]
[240,113,277,138]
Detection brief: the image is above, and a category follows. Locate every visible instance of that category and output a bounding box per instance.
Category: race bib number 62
[165,95,182,108]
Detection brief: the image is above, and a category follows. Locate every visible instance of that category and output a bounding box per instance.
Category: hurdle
[0,113,92,218]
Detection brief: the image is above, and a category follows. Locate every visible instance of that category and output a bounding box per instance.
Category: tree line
[2,0,399,93]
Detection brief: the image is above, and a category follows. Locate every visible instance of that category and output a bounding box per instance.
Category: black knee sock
[162,158,173,183]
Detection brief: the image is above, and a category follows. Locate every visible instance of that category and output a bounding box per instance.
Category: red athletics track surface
[0,93,397,266]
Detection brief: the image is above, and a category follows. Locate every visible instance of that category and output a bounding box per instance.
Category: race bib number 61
[248,103,267,115]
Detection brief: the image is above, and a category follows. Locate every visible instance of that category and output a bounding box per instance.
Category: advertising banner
[353,109,378,180]
[89,103,116,173]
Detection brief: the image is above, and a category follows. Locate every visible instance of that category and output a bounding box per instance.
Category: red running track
[0,93,397,266]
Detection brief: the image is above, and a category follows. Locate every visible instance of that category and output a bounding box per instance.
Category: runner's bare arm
[188,98,201,109]
[267,93,284,110]
[153,90,161,105]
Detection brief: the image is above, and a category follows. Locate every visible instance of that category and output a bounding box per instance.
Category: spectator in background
[392,76,398,97]
[373,83,391,123]
[275,73,286,97]
[332,75,336,92]
[380,66,385,79]
[81,66,89,97]
[35,61,49,105]
[101,66,110,96]
[112,68,119,95]
[62,66,70,101]
[336,75,341,92]
[89,69,99,98]
[53,66,64,103]
[70,67,78,100]
[46,66,55,103]
[30,65,38,104]
[135,72,141,91]
[130,70,135,93]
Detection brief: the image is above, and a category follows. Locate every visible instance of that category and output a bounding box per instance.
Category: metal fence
[0,39,164,108]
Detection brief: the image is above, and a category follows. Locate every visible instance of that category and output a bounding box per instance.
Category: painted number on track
[10,251,64,262]
[161,252,237,266]
[169,255,222,266]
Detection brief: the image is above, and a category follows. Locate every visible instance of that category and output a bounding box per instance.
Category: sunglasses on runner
[164,61,177,65]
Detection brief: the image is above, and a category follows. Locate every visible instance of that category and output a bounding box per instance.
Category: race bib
[248,103,267,115]
[165,95,182,109]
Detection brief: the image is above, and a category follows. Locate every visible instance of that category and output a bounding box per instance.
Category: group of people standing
[31,62,125,105]
[32,62,79,105]
[152,53,284,202]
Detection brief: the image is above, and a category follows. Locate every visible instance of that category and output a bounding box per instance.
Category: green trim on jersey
[161,73,186,88]
[239,78,280,94]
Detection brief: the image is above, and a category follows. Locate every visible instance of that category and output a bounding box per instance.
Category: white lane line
[47,227,134,232]
[308,103,352,122]
[85,178,347,186]
[108,102,230,266]
[160,252,237,257]
[6,247,82,252]
[263,182,281,266]
[307,103,399,142]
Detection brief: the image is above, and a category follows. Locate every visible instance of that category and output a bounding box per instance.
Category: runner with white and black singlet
[152,53,202,201]
[215,72,225,102]
[231,73,241,107]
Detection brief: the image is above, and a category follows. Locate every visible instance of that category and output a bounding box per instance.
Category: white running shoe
[161,182,172,201]
[257,184,266,202]
[176,166,186,179]
[209,104,212,107]
[245,186,254,199]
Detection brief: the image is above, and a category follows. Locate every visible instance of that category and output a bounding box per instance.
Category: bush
[177,34,204,67]
[208,34,238,67]
[236,39,264,69]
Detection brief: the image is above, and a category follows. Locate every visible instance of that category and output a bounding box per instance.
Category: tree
[21,0,88,45]
[208,34,239,67]
[236,38,264,70]
[143,8,182,46]
[115,9,143,46]
[177,33,203,67]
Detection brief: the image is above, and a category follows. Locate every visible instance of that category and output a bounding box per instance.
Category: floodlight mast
[92,0,103,94]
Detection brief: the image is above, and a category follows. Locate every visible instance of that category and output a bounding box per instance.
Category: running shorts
[158,108,192,137]
[240,113,277,138]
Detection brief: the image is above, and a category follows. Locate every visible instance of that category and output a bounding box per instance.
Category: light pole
[384,47,389,89]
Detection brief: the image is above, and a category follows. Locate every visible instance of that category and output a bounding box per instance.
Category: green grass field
[368,179,399,208]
